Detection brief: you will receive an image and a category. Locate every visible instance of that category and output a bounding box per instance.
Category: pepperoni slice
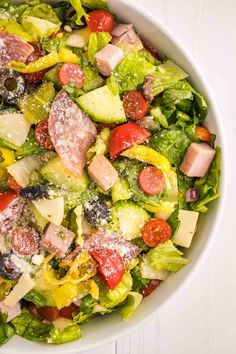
[7,175,21,191]
[12,226,39,256]
[37,306,59,322]
[0,32,34,66]
[141,219,172,247]
[86,10,114,32]
[138,166,166,195]
[24,46,48,84]
[58,63,84,89]
[59,303,79,319]
[195,126,211,142]
[35,119,54,150]
[48,90,97,177]
[141,280,161,297]
[123,91,149,120]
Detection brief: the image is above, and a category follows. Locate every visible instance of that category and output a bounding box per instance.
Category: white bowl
[2,1,228,353]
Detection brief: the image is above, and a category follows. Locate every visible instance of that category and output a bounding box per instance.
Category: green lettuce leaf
[0,19,33,41]
[99,273,132,309]
[73,294,96,324]
[191,147,221,213]
[0,313,15,346]
[22,3,61,25]
[81,0,108,10]
[177,169,194,209]
[42,34,70,53]
[107,52,156,94]
[49,324,81,344]
[86,128,110,163]
[88,32,112,64]
[11,308,52,342]
[148,126,191,166]
[146,240,189,272]
[23,289,46,307]
[120,292,143,320]
[130,265,150,292]
[69,0,88,25]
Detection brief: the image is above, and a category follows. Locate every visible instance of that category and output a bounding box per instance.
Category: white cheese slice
[33,197,64,226]
[172,209,199,248]
[4,273,35,308]
[0,113,30,146]
[7,155,42,187]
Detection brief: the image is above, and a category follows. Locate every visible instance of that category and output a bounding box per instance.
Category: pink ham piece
[42,223,75,258]
[48,90,97,177]
[111,24,133,37]
[95,44,124,76]
[111,26,143,52]
[0,197,26,236]
[180,143,216,177]
[0,32,34,67]
[84,230,141,263]
[88,154,119,191]
[0,301,21,322]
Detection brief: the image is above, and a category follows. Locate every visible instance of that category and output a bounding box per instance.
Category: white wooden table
[86,1,236,353]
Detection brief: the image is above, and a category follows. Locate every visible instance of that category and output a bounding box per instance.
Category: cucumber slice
[41,157,89,192]
[33,197,64,226]
[44,65,60,88]
[0,113,31,147]
[29,203,48,232]
[111,177,131,203]
[77,85,126,123]
[116,201,150,240]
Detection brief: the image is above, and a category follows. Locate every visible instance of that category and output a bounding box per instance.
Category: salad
[0,0,221,347]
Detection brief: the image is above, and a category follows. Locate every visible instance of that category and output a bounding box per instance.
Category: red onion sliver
[186,188,199,203]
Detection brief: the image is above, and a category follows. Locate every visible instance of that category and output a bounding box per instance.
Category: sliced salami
[0,196,26,236]
[84,230,141,263]
[0,32,34,67]
[48,90,97,177]
[12,226,40,256]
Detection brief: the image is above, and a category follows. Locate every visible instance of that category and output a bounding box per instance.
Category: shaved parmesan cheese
[4,273,35,308]
[7,155,42,187]
[33,197,64,226]
[0,113,30,146]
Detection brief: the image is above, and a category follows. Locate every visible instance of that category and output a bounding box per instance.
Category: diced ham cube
[95,44,124,76]
[111,23,133,37]
[42,223,75,258]
[112,28,142,46]
[0,301,21,322]
[180,143,216,177]
[88,154,119,191]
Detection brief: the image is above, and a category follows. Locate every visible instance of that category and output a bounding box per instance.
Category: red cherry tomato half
[91,248,124,290]
[141,280,161,297]
[37,306,59,322]
[86,10,114,32]
[110,122,151,159]
[142,218,172,247]
[7,175,21,192]
[12,226,39,256]
[138,166,166,195]
[35,119,54,150]
[123,91,149,120]
[24,46,48,83]
[59,303,79,319]
[58,63,84,89]
[0,191,17,212]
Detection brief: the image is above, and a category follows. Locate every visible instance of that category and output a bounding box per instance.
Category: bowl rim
[2,0,228,353]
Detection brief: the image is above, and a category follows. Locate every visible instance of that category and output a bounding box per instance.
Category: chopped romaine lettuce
[21,3,61,25]
[0,313,15,346]
[11,308,52,342]
[69,0,88,25]
[86,128,110,163]
[177,169,194,209]
[23,289,47,307]
[130,266,150,292]
[120,292,143,320]
[0,19,33,41]
[145,240,189,272]
[81,0,108,10]
[107,52,156,94]
[49,324,81,344]
[88,32,112,64]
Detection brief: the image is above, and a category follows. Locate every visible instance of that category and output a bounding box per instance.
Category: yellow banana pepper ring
[121,145,171,173]
[0,148,15,168]
[7,48,80,73]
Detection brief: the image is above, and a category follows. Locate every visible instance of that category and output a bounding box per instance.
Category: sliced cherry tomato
[138,166,166,195]
[86,10,114,32]
[196,125,211,142]
[35,119,54,150]
[142,218,172,247]
[24,46,48,83]
[12,226,39,256]
[110,122,151,159]
[123,91,149,120]
[141,279,161,297]
[37,306,59,322]
[7,175,21,191]
[58,63,84,89]
[91,248,124,290]
[59,303,79,319]
[0,191,17,212]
